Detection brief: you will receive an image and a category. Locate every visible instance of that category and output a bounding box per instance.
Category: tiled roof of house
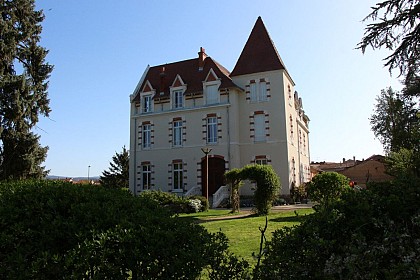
[231,16,287,77]
[133,52,240,102]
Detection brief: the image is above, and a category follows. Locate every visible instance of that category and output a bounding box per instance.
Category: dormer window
[205,83,219,105]
[142,95,153,113]
[172,90,184,109]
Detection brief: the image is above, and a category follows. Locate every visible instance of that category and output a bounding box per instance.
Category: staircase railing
[212,185,230,208]
[184,186,201,197]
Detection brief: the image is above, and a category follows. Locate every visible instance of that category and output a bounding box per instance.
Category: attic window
[172,90,184,109]
[142,95,153,113]
[206,83,219,105]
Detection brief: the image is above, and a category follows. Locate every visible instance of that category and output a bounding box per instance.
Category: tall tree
[0,0,53,179]
[370,87,419,153]
[100,146,129,189]
[357,0,419,96]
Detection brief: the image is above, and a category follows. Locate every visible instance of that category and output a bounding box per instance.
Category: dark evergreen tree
[100,146,129,189]
[0,0,53,179]
[358,0,419,96]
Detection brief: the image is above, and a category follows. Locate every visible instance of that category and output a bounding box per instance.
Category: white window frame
[250,82,257,102]
[249,79,268,102]
[207,117,218,144]
[205,82,220,105]
[172,90,184,109]
[254,114,266,142]
[172,120,183,147]
[173,162,183,190]
[259,81,268,101]
[255,158,268,165]
[142,124,151,149]
[142,164,151,190]
[142,94,153,113]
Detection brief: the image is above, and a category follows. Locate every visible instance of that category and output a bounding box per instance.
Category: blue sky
[35,1,402,177]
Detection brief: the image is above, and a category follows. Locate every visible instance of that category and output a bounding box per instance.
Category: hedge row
[0,180,246,279]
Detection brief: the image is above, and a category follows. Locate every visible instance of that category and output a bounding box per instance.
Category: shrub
[188,195,209,211]
[306,172,350,207]
[139,190,193,213]
[0,180,247,279]
[257,179,420,279]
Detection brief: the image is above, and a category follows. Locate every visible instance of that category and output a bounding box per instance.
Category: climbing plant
[225,164,280,215]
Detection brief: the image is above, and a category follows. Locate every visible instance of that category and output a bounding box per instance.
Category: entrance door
[201,157,225,198]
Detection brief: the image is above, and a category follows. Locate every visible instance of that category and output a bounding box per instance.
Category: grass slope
[181,208,314,265]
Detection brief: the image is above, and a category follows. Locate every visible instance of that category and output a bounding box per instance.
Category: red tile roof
[133,55,240,102]
[231,16,287,77]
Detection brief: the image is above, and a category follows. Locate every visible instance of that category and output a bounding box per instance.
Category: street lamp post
[201,148,212,202]
[87,165,91,184]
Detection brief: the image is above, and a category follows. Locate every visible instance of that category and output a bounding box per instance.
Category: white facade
[129,17,310,197]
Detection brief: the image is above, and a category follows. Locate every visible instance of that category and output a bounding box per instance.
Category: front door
[201,157,225,198]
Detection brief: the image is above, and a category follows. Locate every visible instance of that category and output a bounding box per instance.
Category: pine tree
[100,146,129,189]
[0,0,53,179]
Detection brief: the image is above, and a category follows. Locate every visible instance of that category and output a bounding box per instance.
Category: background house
[129,17,310,202]
[311,155,393,187]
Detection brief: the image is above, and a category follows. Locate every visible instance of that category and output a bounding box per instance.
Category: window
[290,115,294,141]
[142,124,151,149]
[292,158,296,183]
[206,84,219,104]
[172,90,183,109]
[259,81,268,101]
[250,82,257,101]
[254,114,265,142]
[255,157,268,165]
[173,162,183,190]
[142,95,153,113]
[142,164,151,190]
[207,117,217,144]
[250,79,268,102]
[173,120,182,147]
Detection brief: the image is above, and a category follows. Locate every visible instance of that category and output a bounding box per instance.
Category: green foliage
[225,168,243,213]
[139,190,207,214]
[290,183,308,203]
[258,180,420,279]
[386,148,420,180]
[225,165,280,215]
[0,180,242,279]
[99,146,129,189]
[0,0,53,180]
[370,87,419,153]
[307,172,350,207]
[188,195,209,212]
[358,0,419,89]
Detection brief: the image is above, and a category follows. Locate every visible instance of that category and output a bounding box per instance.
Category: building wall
[339,159,393,187]
[231,70,311,195]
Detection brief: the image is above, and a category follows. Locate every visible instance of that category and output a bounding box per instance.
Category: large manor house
[129,17,310,203]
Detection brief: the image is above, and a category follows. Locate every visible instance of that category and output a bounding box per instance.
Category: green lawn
[180,208,314,265]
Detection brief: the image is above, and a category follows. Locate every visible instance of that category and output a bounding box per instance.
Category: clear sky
[35,0,402,177]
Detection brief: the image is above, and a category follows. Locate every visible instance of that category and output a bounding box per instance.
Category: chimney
[198,47,207,71]
[159,66,166,95]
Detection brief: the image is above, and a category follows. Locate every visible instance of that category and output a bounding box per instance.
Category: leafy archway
[225,164,280,215]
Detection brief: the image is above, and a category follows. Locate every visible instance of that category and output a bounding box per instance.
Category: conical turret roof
[231,17,287,77]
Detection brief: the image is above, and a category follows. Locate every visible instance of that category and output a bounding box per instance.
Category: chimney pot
[198,47,207,71]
